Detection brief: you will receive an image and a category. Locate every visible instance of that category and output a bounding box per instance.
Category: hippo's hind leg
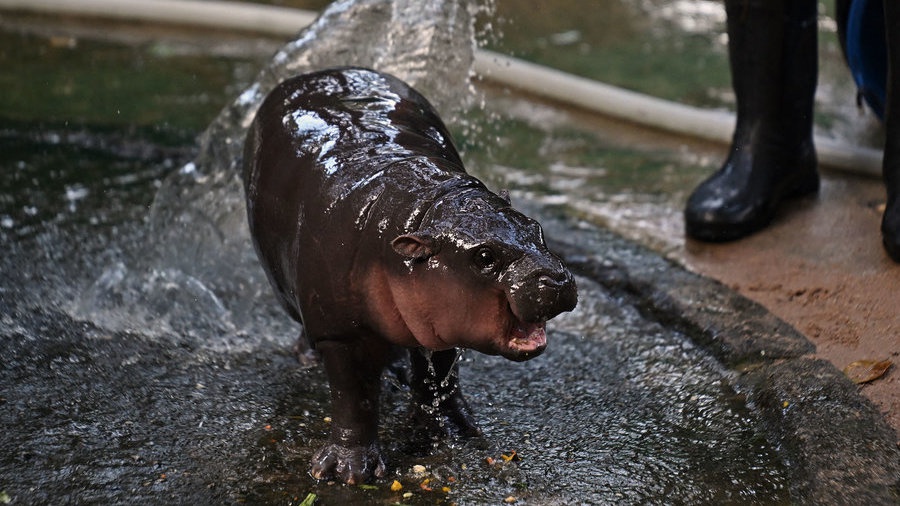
[408,348,481,438]
[310,337,390,484]
[291,329,320,367]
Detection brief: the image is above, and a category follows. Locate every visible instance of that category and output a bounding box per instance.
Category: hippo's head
[387,190,577,361]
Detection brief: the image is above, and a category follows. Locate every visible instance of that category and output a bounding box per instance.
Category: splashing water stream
[73,0,482,343]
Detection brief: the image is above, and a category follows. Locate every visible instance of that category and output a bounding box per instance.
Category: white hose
[473,51,884,177]
[0,0,315,36]
[0,0,884,177]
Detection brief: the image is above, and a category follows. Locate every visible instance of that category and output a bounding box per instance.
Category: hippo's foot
[310,442,386,484]
[411,390,482,439]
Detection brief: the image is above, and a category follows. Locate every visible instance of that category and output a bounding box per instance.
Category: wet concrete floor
[3,207,898,504]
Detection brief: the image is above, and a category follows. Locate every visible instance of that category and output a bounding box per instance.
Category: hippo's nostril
[538,270,578,313]
[537,271,570,290]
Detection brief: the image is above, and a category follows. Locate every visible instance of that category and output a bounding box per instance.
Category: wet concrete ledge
[544,213,900,504]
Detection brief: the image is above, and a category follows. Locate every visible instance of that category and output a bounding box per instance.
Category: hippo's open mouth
[502,308,547,361]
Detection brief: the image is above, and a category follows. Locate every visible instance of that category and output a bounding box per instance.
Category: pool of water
[0,1,881,504]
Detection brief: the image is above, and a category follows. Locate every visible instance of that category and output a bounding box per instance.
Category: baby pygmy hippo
[242,67,577,484]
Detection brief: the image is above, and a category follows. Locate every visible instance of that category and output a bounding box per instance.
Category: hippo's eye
[473,247,497,271]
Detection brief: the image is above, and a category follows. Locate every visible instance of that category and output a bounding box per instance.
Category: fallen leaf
[844,359,892,384]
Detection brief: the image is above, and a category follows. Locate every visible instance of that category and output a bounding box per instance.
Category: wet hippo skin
[242,67,577,484]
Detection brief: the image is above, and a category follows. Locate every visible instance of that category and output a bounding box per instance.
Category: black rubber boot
[685,0,820,242]
[882,1,900,262]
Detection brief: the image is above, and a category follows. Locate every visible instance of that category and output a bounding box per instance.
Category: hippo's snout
[508,260,578,324]
[534,268,578,320]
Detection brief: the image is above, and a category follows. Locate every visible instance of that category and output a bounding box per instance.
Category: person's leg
[684,0,819,242]
[881,0,900,261]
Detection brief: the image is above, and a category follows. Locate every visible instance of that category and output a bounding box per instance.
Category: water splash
[194,0,478,177]
[72,0,486,341]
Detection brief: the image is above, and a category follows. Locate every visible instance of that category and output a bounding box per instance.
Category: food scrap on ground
[501,451,521,462]
[487,450,522,467]
[389,463,458,498]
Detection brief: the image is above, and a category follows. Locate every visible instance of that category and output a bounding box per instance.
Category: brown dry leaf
[843,359,893,384]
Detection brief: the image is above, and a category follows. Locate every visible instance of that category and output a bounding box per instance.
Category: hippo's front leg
[310,338,390,484]
[409,349,481,438]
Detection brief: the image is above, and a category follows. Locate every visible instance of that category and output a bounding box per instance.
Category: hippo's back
[245,67,462,190]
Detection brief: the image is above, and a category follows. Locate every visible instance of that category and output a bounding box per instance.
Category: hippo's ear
[499,189,511,205]
[391,233,437,260]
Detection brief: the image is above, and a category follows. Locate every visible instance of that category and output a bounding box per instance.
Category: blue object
[845,0,887,120]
